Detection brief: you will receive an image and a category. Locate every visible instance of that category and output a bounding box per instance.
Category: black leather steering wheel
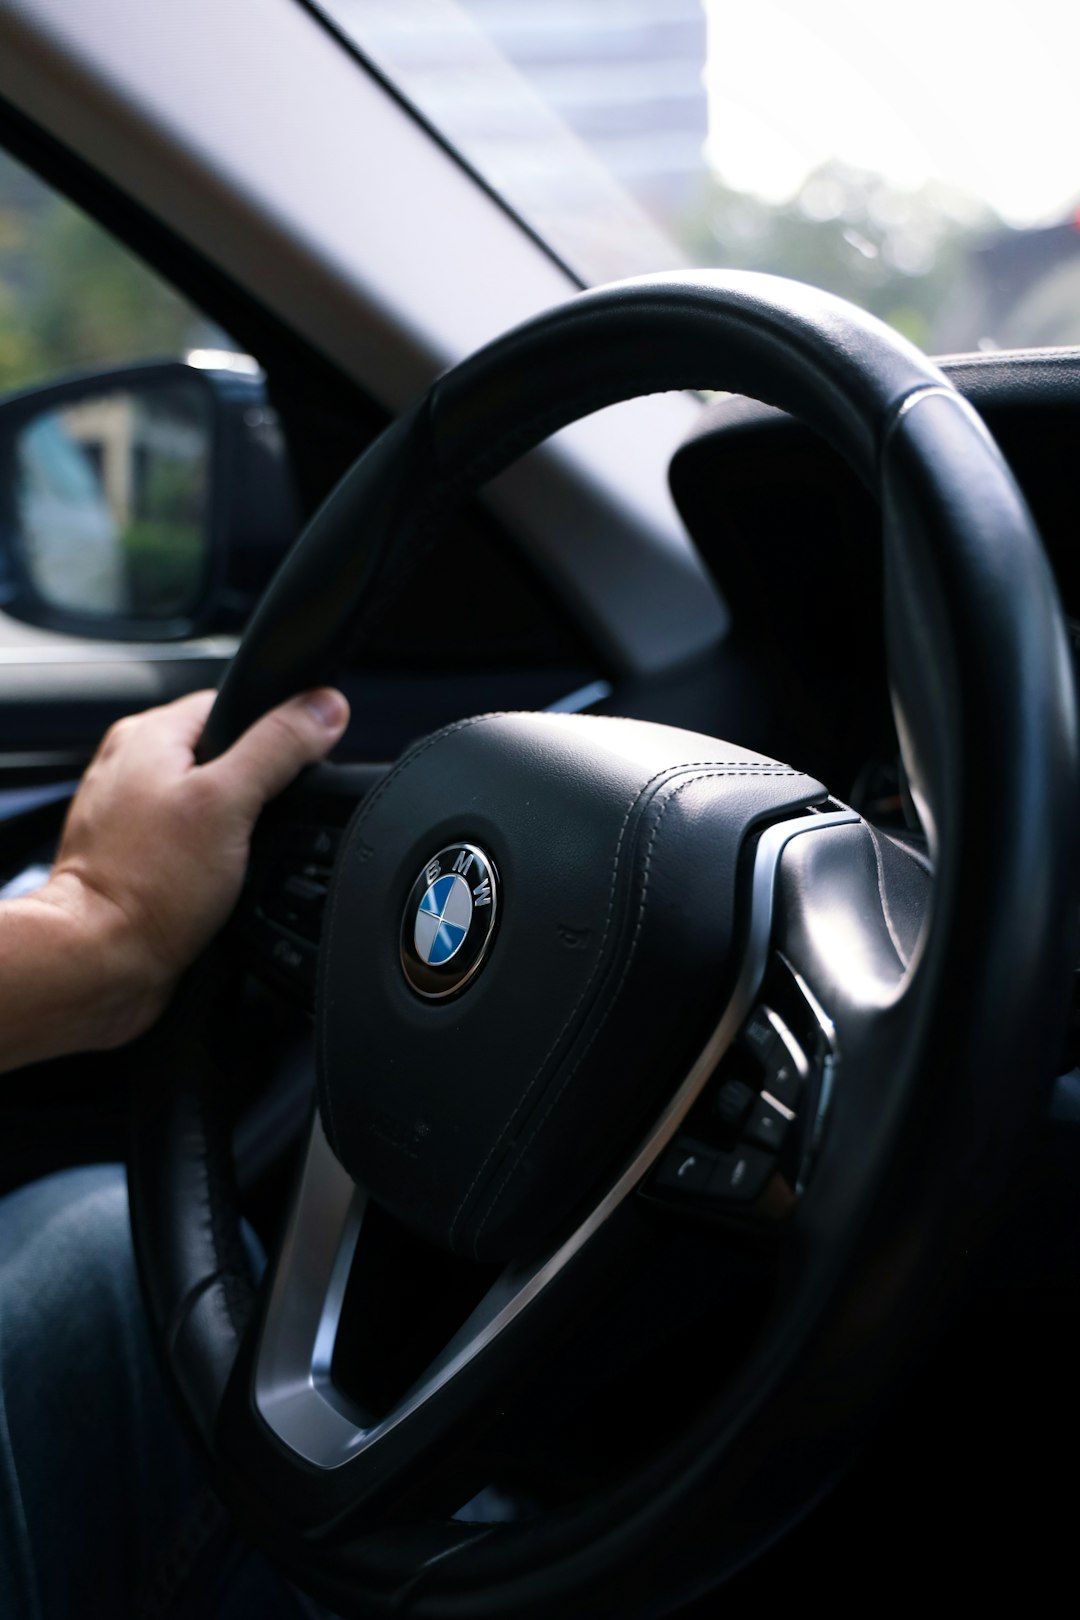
[128,272,1078,1618]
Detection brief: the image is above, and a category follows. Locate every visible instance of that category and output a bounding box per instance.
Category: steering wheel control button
[738,1004,805,1109]
[654,1140,714,1196]
[741,1008,780,1066]
[744,1095,794,1153]
[266,930,317,988]
[400,843,499,999]
[709,1147,773,1204]
[760,1039,803,1110]
[269,873,329,942]
[712,1077,756,1130]
[286,824,342,866]
[764,1061,800,1112]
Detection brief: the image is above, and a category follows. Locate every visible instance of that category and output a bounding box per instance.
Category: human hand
[4,687,349,1062]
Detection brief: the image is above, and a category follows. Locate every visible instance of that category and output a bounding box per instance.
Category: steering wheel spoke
[239,1100,656,1521]
[239,761,386,1006]
[248,809,867,1493]
[250,1111,366,1468]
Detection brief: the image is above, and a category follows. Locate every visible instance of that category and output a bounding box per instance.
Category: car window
[0,148,239,394]
[318,0,1080,354]
[0,146,297,645]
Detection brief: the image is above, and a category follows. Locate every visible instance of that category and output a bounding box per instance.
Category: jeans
[0,1166,308,1619]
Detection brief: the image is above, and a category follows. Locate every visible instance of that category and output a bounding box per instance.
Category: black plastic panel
[670,347,1080,791]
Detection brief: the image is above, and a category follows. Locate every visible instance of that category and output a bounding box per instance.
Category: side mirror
[0,357,299,640]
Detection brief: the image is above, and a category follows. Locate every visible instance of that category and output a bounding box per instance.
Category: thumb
[204,688,350,818]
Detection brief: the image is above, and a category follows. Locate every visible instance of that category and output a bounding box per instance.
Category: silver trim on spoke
[254,807,859,1470]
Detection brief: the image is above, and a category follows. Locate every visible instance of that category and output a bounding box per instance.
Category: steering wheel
[128,273,1078,1617]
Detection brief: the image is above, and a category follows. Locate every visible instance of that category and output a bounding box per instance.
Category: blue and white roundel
[413,872,473,966]
[401,842,499,999]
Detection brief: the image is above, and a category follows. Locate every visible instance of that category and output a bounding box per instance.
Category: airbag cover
[317,713,823,1260]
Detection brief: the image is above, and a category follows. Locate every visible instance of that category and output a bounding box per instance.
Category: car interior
[0,2,1077,1615]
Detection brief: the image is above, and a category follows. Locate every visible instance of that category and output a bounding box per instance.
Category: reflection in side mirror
[13,380,211,622]
[0,357,300,642]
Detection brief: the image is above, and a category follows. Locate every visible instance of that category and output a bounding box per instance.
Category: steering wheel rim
[129,271,1078,1617]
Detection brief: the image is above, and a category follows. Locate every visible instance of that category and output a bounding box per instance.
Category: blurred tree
[0,150,219,396]
[27,206,196,379]
[680,159,998,351]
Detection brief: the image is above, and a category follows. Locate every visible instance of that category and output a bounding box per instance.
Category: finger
[202,689,350,817]
[149,690,219,754]
[102,690,218,764]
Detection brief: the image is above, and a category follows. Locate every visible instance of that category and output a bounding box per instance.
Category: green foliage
[140,451,205,525]
[0,150,201,396]
[119,518,205,618]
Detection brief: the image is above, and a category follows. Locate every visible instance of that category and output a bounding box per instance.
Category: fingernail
[303,689,348,730]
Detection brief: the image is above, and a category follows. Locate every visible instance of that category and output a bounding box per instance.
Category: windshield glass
[313,0,1080,354]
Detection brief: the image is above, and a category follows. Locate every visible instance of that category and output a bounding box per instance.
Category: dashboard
[668,347,1080,808]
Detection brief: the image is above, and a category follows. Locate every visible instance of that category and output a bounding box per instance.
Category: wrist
[31,871,174,1052]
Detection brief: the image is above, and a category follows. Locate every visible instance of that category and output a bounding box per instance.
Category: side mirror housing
[0,356,299,641]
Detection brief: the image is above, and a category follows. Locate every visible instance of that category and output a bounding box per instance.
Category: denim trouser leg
[0,1165,198,1618]
[0,1166,308,1620]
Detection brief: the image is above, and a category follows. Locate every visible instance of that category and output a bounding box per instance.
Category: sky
[704,0,1080,225]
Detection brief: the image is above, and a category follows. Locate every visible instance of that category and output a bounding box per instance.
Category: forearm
[0,874,167,1073]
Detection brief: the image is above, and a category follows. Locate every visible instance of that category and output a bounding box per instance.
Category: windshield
[314,0,1080,354]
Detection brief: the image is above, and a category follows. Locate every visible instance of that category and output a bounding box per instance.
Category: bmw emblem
[400,843,499,999]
